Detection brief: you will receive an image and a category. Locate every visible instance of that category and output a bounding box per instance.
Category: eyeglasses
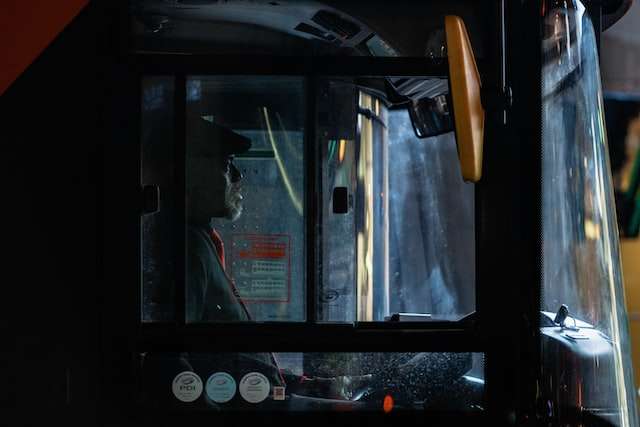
[229,158,243,183]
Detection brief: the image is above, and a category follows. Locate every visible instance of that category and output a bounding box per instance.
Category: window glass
[140,351,484,412]
[320,85,475,322]
[541,1,638,424]
[355,92,389,321]
[185,76,305,322]
[141,76,175,322]
[142,76,474,324]
[387,110,475,320]
[319,80,358,322]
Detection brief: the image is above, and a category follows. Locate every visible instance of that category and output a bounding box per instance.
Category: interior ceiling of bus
[133,0,631,56]
[133,0,372,54]
[132,0,486,58]
[132,0,474,107]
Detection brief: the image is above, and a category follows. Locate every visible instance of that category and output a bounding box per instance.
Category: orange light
[383,395,394,413]
[338,139,347,163]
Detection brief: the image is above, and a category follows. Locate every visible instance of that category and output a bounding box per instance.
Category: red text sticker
[230,234,291,302]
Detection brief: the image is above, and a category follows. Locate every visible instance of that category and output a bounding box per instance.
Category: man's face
[222,156,244,221]
[187,154,244,223]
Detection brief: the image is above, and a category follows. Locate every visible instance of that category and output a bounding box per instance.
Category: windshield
[541,1,638,424]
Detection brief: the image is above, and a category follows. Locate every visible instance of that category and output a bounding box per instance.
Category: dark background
[0,3,124,425]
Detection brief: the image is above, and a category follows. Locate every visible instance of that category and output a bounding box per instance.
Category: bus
[2,0,637,425]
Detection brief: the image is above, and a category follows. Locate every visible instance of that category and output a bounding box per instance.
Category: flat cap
[187,114,252,157]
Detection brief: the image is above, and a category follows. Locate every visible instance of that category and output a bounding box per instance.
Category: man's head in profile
[186,115,252,226]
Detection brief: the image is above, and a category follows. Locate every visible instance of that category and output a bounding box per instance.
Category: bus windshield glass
[541,1,638,424]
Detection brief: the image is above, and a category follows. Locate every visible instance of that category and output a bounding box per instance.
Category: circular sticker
[171,371,203,402]
[239,372,270,404]
[205,372,237,403]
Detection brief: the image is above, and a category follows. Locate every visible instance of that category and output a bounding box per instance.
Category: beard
[225,183,243,221]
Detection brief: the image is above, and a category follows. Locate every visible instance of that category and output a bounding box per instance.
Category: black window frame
[135,59,482,351]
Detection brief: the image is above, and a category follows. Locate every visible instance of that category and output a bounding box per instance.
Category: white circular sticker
[171,371,203,402]
[239,372,270,404]
[206,372,237,403]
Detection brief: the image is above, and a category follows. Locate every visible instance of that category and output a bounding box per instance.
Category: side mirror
[386,76,453,139]
[407,93,454,138]
[396,17,484,182]
[445,15,485,182]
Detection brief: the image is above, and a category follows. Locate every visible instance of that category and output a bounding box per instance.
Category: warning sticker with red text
[230,234,290,302]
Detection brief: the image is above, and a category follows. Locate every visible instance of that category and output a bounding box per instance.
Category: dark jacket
[140,225,284,411]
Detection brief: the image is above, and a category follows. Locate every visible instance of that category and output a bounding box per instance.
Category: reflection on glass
[357,92,389,321]
[541,1,638,425]
[321,137,357,322]
[186,76,305,322]
[140,351,484,412]
[141,76,175,322]
[387,111,475,320]
[320,81,358,322]
[319,84,475,322]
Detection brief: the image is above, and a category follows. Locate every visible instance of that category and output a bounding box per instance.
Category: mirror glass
[407,94,454,138]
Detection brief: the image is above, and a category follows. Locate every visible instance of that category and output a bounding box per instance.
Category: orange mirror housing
[445,15,484,182]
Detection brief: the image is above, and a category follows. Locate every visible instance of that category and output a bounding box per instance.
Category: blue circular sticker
[205,372,237,403]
